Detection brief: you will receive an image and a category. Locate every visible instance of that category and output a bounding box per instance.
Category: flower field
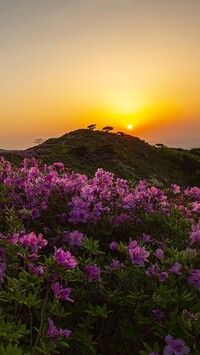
[0,156,199,354]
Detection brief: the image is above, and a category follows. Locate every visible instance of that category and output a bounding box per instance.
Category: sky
[0,0,200,150]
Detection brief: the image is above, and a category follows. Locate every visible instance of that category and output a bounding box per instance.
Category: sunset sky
[0,0,200,150]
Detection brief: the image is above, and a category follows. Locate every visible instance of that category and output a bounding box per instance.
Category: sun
[127,124,133,130]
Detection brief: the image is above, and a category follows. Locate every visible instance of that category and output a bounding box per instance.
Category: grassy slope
[1,129,200,187]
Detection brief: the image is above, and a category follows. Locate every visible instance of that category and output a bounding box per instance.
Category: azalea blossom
[54,247,78,269]
[163,335,190,355]
[84,264,102,282]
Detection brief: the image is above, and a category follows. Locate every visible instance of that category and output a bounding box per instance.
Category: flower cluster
[47,318,71,342]
[54,247,78,269]
[0,157,199,354]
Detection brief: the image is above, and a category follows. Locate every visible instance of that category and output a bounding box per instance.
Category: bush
[0,157,200,354]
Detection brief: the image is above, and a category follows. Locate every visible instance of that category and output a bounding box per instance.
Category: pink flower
[20,232,47,252]
[129,245,150,267]
[171,184,181,194]
[54,247,78,269]
[127,240,138,250]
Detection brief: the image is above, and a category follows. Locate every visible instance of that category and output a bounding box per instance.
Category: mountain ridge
[1,129,200,187]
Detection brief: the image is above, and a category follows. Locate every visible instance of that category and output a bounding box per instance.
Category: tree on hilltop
[102,126,114,133]
[34,138,44,145]
[116,131,125,136]
[155,143,166,148]
[87,124,96,130]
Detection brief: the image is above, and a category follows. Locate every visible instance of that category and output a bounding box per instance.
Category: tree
[155,143,166,148]
[102,126,114,133]
[34,138,44,145]
[87,124,96,130]
[116,131,125,136]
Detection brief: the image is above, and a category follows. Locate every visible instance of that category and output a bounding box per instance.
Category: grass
[1,129,200,187]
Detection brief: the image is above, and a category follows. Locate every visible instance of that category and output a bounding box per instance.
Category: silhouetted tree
[102,126,114,133]
[34,138,44,145]
[87,124,96,130]
[116,131,125,136]
[155,143,166,148]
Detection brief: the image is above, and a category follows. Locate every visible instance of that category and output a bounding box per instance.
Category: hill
[1,129,200,186]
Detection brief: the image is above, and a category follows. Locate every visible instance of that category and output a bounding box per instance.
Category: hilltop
[1,129,200,186]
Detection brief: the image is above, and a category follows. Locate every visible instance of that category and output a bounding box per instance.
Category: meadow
[0,156,199,354]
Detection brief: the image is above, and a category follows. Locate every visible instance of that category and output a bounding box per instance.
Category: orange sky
[0,0,200,149]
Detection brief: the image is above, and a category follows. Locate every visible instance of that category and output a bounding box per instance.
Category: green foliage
[2,129,200,187]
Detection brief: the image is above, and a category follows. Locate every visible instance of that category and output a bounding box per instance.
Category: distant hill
[1,129,200,187]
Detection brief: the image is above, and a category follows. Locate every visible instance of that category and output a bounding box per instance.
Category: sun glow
[127,124,133,130]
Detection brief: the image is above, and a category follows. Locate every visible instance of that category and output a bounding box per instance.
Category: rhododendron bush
[0,156,199,354]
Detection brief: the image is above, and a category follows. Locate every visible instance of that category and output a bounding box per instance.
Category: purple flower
[46,272,59,283]
[146,263,160,277]
[8,233,19,245]
[27,253,39,261]
[163,335,190,355]
[159,272,168,282]
[0,248,5,260]
[169,262,182,275]
[152,308,165,322]
[47,318,59,341]
[84,264,102,282]
[59,328,72,337]
[183,309,197,321]
[154,248,165,260]
[28,263,45,276]
[47,318,71,342]
[0,263,6,284]
[184,247,197,255]
[31,208,40,219]
[189,222,200,245]
[54,247,78,269]
[109,241,120,251]
[52,282,74,302]
[129,245,150,267]
[68,230,84,247]
[142,233,152,243]
[53,162,64,170]
[188,269,200,290]
[105,259,124,272]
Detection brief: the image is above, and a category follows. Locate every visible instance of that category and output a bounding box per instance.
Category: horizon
[1,127,199,152]
[0,0,200,150]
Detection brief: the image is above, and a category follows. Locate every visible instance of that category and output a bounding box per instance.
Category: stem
[29,308,33,350]
[31,284,51,355]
